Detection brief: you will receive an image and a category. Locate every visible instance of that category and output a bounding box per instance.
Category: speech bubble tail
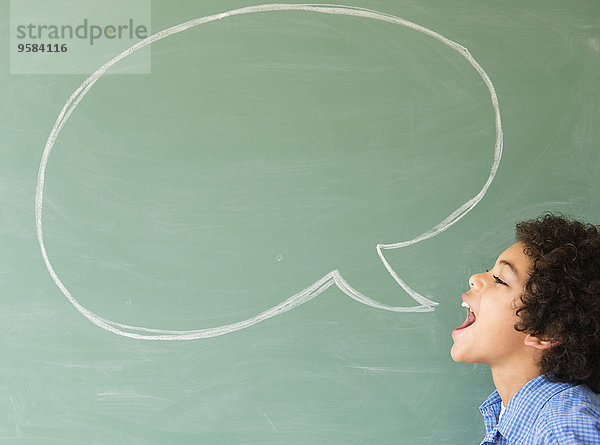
[331,270,437,313]
[372,244,440,308]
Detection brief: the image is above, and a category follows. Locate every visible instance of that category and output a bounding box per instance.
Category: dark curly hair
[514,213,600,393]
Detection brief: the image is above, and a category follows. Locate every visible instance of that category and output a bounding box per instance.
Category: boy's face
[451,242,533,367]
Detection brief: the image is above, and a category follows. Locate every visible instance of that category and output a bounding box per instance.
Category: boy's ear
[524,334,560,350]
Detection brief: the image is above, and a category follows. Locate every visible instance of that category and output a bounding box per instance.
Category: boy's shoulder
[481,376,599,444]
[534,382,600,444]
[540,382,600,420]
[545,382,600,409]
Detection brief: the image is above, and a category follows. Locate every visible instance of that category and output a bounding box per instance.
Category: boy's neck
[490,361,542,406]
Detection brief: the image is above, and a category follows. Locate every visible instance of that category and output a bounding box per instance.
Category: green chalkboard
[1,0,599,443]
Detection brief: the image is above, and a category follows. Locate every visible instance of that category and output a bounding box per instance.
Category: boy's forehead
[497,242,533,277]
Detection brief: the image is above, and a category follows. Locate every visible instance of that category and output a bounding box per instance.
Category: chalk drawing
[35,4,503,340]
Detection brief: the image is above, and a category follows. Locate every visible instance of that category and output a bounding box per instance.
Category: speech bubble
[36,4,502,340]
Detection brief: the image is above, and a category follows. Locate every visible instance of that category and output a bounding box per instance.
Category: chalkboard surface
[1,0,599,443]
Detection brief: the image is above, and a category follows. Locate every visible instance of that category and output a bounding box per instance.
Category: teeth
[461,301,471,310]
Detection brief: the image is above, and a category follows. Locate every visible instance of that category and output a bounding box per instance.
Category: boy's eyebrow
[498,259,519,278]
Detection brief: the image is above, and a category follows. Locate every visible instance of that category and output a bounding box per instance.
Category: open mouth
[454,301,476,331]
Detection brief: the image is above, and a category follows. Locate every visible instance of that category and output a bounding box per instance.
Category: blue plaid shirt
[479,374,600,444]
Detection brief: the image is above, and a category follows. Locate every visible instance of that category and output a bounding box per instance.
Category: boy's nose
[468,272,484,290]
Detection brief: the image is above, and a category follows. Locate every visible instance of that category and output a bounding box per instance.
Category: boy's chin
[450,347,462,362]
[450,344,474,363]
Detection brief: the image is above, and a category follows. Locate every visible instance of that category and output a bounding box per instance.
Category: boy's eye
[493,275,507,286]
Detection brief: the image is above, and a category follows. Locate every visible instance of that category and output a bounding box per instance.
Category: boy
[451,214,600,444]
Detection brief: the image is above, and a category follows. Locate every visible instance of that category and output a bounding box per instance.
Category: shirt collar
[479,374,574,444]
[479,390,502,443]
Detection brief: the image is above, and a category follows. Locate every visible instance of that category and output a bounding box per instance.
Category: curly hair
[514,213,600,393]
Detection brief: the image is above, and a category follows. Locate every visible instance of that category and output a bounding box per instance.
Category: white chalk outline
[35,4,503,340]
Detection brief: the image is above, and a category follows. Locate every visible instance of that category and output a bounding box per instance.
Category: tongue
[455,310,476,330]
